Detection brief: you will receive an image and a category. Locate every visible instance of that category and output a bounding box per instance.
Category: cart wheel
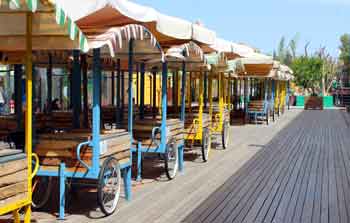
[164,139,178,180]
[266,112,269,125]
[222,121,230,149]
[32,176,53,209]
[201,128,211,162]
[97,157,121,216]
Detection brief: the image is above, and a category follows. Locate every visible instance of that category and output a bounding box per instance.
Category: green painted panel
[296,96,305,107]
[323,96,333,108]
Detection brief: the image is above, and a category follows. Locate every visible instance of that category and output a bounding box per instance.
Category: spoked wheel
[164,139,178,180]
[222,121,230,149]
[201,128,211,162]
[32,176,53,209]
[97,157,121,216]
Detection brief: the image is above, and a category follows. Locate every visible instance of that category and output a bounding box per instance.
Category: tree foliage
[291,56,324,94]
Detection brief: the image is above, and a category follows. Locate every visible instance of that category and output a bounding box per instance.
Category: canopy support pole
[204,71,208,109]
[121,71,125,120]
[161,62,168,152]
[128,39,134,139]
[198,70,204,138]
[187,73,192,112]
[111,70,115,106]
[180,62,186,122]
[46,54,52,114]
[140,62,145,120]
[243,78,248,122]
[72,50,81,129]
[81,54,88,128]
[208,72,213,125]
[14,64,23,130]
[24,12,33,223]
[136,63,139,105]
[172,71,176,109]
[116,59,121,125]
[219,73,224,131]
[152,69,157,118]
[92,48,101,175]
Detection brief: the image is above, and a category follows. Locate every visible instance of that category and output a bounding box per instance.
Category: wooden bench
[0,143,28,209]
[132,118,184,148]
[247,100,269,124]
[36,129,130,172]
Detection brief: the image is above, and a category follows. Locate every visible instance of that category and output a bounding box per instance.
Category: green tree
[339,34,350,85]
[291,56,324,95]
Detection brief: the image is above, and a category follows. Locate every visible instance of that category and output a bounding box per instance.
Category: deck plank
[184,110,350,223]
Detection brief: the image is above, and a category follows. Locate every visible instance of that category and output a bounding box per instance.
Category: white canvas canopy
[56,0,216,48]
[0,0,216,64]
[205,38,256,59]
[146,42,207,71]
[234,53,275,77]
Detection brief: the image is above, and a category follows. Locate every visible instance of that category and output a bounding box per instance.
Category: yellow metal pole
[24,12,33,223]
[198,71,204,139]
[187,72,192,112]
[218,72,224,131]
[208,72,213,127]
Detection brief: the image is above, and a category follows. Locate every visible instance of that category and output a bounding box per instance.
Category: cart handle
[151,127,161,147]
[31,153,40,178]
[76,141,92,171]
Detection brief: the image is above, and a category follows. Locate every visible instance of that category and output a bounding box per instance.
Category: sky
[133,0,349,58]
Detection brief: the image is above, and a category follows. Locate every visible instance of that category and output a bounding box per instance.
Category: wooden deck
[184,110,350,223]
[6,109,348,223]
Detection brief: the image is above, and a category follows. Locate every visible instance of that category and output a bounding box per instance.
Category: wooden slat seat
[132,118,184,148]
[0,156,28,208]
[36,129,131,171]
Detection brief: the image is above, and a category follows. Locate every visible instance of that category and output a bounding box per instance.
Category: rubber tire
[164,139,179,180]
[32,176,53,209]
[97,157,121,216]
[201,128,211,162]
[222,121,230,149]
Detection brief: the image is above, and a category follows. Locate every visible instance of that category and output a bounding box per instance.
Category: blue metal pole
[14,64,23,130]
[180,61,186,122]
[128,39,134,140]
[58,162,66,220]
[264,79,268,101]
[72,50,81,129]
[92,48,101,175]
[179,61,186,172]
[161,62,168,152]
[140,62,145,119]
[271,79,275,104]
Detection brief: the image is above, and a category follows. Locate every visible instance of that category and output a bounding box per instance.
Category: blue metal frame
[271,79,275,117]
[131,60,186,181]
[36,48,132,220]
